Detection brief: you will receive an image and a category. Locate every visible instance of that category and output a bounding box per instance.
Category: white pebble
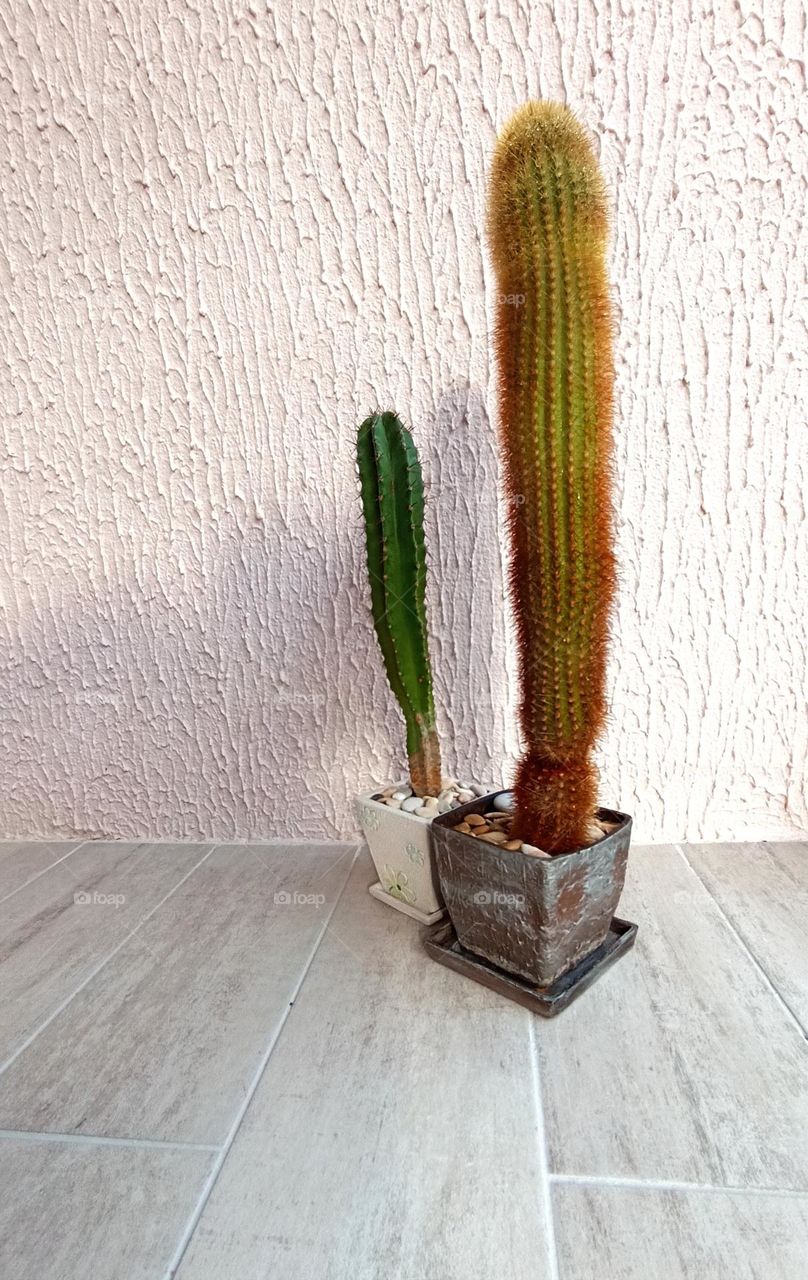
[385,797,402,810]
[456,789,475,804]
[415,803,439,819]
[471,784,489,797]
[400,796,422,813]
[521,843,550,859]
[493,792,514,812]
[391,787,412,801]
[437,795,455,814]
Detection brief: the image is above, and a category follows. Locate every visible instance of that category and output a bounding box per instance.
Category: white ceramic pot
[356,789,445,924]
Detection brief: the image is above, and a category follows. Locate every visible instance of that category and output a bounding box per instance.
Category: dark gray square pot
[431,791,632,988]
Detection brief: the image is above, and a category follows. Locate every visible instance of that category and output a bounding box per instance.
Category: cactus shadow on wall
[3,392,514,841]
[0,510,383,842]
[424,383,515,794]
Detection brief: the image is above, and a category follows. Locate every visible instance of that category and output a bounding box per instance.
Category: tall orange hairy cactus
[488,101,616,853]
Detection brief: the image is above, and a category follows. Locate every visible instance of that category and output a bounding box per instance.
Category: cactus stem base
[408,728,442,799]
[512,752,599,854]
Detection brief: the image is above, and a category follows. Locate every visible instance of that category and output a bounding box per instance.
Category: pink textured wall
[1,1,806,842]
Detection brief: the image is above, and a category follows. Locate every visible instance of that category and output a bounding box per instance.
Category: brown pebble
[478,830,507,845]
[455,821,471,833]
[466,813,486,827]
[503,839,522,851]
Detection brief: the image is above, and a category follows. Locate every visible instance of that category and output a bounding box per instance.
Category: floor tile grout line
[162,845,360,1280]
[0,1128,221,1154]
[0,840,90,907]
[0,843,221,1079]
[550,1172,808,1200]
[528,1017,561,1280]
[673,842,808,1040]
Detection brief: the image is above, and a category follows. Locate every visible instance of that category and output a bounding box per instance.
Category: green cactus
[357,411,442,797]
[488,102,616,853]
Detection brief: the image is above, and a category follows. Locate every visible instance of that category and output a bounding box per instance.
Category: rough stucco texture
[1,1,806,843]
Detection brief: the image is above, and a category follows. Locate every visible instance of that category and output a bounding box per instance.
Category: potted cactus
[356,411,481,924]
[428,102,637,1012]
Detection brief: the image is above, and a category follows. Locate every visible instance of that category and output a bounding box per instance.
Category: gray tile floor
[0,837,806,1279]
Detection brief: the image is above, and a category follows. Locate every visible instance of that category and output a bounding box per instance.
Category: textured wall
[1,0,806,843]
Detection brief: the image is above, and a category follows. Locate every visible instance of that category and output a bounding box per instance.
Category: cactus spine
[357,411,442,797]
[488,102,616,853]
